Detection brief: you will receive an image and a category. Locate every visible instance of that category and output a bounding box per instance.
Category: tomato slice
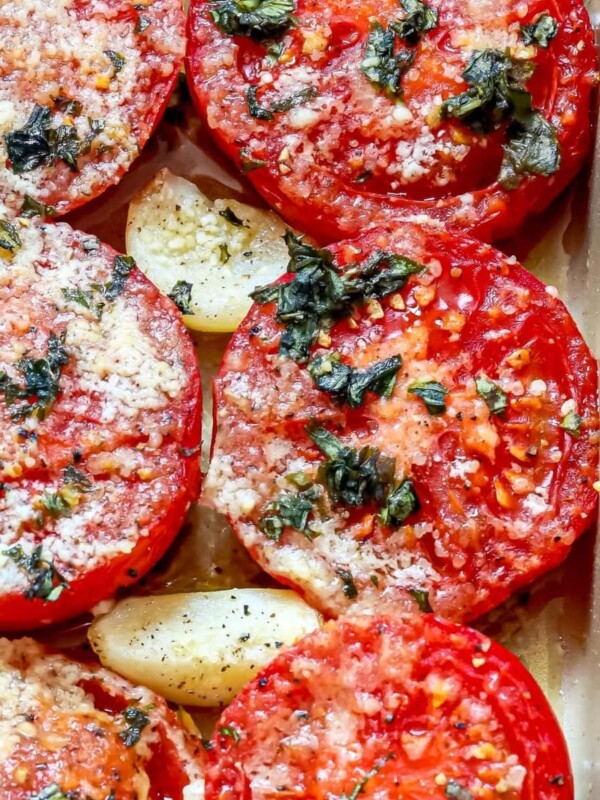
[206,613,572,800]
[186,0,595,243]
[0,218,201,630]
[0,0,185,216]
[0,637,205,800]
[204,224,599,622]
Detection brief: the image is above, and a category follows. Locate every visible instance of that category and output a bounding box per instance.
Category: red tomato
[206,613,572,800]
[0,637,205,800]
[0,219,201,631]
[204,224,599,622]
[0,0,185,216]
[186,0,596,243]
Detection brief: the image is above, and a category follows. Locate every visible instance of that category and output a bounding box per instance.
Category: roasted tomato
[206,613,573,800]
[0,637,205,800]
[0,217,201,631]
[0,0,185,215]
[204,225,599,621]
[187,0,596,243]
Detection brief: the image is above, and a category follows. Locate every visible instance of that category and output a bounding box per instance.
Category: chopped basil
[105,49,126,74]
[5,104,104,174]
[499,110,560,190]
[445,782,474,800]
[63,464,93,492]
[168,280,194,314]
[259,484,322,541]
[30,785,70,800]
[219,207,246,227]
[308,352,402,408]
[0,220,22,253]
[251,235,423,363]
[247,85,317,120]
[380,479,420,527]
[335,568,358,600]
[408,588,432,612]
[119,706,150,747]
[40,491,72,520]
[521,14,559,48]
[340,754,395,800]
[361,21,414,98]
[240,147,269,172]
[475,376,507,416]
[441,48,559,187]
[4,544,68,602]
[219,244,231,263]
[219,725,241,743]
[408,380,448,415]
[0,331,69,421]
[20,195,58,219]
[309,426,395,508]
[51,95,83,117]
[61,287,105,319]
[211,0,295,37]
[392,0,438,45]
[560,409,582,437]
[103,255,135,301]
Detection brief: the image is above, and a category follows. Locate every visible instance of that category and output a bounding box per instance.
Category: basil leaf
[240,147,269,172]
[361,20,414,98]
[4,544,68,601]
[168,280,194,314]
[63,464,93,492]
[247,85,275,120]
[119,706,150,747]
[408,588,432,612]
[340,754,395,800]
[560,409,582,437]
[335,568,358,600]
[475,376,507,416]
[20,195,58,219]
[211,0,295,38]
[259,485,322,541]
[247,85,317,120]
[499,110,560,189]
[30,784,70,800]
[308,426,395,507]
[392,0,438,45]
[343,250,424,300]
[0,331,69,421]
[102,254,135,301]
[380,479,420,527]
[219,725,241,743]
[219,207,246,227]
[105,49,126,74]
[0,220,22,253]
[308,353,402,408]
[408,380,448,415]
[521,14,559,48]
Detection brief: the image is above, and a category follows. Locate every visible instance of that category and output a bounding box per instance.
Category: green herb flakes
[445,781,474,800]
[105,49,126,74]
[103,254,135,301]
[259,484,322,541]
[0,220,22,254]
[4,544,68,602]
[219,725,241,743]
[119,706,150,747]
[560,409,582,437]
[380,479,420,527]
[392,0,438,45]
[247,85,317,121]
[408,588,432,612]
[340,754,395,800]
[0,331,69,421]
[408,380,448,415]
[475,376,507,416]
[219,207,246,227]
[31,784,70,800]
[499,110,560,190]
[521,14,559,48]
[168,280,194,315]
[211,0,295,37]
[335,568,358,600]
[240,147,269,172]
[20,195,58,219]
[308,352,402,408]
[361,21,414,98]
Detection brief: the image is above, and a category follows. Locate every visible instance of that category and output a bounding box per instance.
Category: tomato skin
[186,0,596,243]
[0,638,205,800]
[0,222,202,632]
[206,224,599,622]
[206,614,573,800]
